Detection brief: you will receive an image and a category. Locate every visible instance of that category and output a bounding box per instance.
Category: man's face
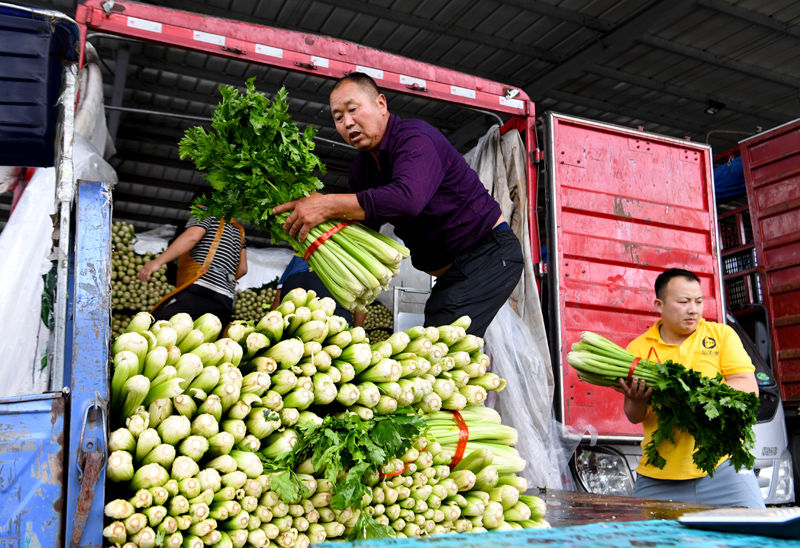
[330,81,389,154]
[656,276,704,336]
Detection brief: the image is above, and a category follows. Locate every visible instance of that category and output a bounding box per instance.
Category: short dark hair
[655,268,701,299]
[331,72,382,98]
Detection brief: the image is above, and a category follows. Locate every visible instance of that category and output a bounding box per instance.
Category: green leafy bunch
[178,77,325,241]
[645,359,759,476]
[264,412,426,540]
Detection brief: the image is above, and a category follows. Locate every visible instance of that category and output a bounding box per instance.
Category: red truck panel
[739,118,800,402]
[546,113,724,439]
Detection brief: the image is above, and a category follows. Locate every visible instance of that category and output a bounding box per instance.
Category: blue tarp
[714,156,747,201]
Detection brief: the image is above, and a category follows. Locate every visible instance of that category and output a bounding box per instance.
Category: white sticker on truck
[256,44,283,58]
[451,86,476,99]
[127,17,162,34]
[193,30,226,46]
[356,66,384,80]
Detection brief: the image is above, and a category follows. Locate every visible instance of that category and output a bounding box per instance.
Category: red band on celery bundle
[449,410,470,469]
[378,445,427,478]
[303,220,357,261]
[627,357,642,387]
[379,462,408,479]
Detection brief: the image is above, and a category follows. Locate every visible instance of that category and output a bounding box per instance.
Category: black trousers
[152,284,235,327]
[424,228,523,337]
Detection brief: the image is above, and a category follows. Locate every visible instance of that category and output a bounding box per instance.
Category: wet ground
[541,489,716,527]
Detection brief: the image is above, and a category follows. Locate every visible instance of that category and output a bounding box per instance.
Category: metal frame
[52,61,79,392]
[74,0,542,266]
[64,180,113,548]
[75,0,530,117]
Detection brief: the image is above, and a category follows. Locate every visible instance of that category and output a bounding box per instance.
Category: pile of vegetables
[104,290,547,547]
[567,331,760,475]
[111,222,175,315]
[110,221,176,338]
[233,280,279,323]
[363,302,393,343]
[178,79,410,312]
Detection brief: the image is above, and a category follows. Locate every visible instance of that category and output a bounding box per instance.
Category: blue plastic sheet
[333,520,800,548]
[714,156,747,201]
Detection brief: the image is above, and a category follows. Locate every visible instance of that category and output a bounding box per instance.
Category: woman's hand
[138,259,163,282]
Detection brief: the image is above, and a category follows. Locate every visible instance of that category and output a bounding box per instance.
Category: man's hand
[139,259,163,282]
[615,377,653,424]
[273,193,366,242]
[274,192,333,242]
[615,377,653,400]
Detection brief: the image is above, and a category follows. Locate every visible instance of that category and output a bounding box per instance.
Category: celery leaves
[645,360,759,476]
[262,412,425,539]
[178,77,325,242]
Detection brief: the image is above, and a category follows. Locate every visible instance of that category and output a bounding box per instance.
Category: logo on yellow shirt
[702,337,717,349]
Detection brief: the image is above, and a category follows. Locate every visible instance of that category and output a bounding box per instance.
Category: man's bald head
[331,72,382,99]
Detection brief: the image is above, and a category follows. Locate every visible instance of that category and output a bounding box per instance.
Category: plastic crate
[719,218,739,249]
[725,278,747,307]
[0,5,80,167]
[722,249,755,275]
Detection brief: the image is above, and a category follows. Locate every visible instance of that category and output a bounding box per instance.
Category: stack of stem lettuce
[567,331,759,476]
[104,289,548,547]
[178,78,409,312]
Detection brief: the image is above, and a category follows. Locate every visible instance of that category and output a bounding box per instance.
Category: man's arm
[273,193,365,242]
[139,226,205,281]
[724,372,759,396]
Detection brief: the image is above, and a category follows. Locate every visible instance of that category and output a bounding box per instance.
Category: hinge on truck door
[531,148,545,164]
[535,262,548,276]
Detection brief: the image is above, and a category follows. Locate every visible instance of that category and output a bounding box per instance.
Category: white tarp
[465,126,553,392]
[0,168,57,396]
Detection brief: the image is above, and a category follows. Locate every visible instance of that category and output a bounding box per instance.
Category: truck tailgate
[545,113,723,439]
[740,118,800,402]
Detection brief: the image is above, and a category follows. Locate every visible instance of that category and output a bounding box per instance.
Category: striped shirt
[186,216,245,299]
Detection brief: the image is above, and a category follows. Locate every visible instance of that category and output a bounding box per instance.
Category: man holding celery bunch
[618,268,764,508]
[274,73,523,337]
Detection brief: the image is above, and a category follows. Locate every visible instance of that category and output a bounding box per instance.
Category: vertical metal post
[52,63,79,392]
[64,180,112,548]
[107,44,129,144]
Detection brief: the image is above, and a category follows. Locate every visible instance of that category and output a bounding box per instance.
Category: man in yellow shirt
[619,268,765,508]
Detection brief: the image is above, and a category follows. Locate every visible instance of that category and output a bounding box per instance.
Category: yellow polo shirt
[626,318,755,480]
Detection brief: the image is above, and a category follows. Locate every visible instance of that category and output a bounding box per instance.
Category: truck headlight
[773,455,795,504]
[574,447,634,496]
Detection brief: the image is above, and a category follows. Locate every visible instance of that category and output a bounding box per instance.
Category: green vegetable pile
[103,288,547,548]
[179,78,410,312]
[234,280,279,323]
[567,331,760,476]
[111,221,175,321]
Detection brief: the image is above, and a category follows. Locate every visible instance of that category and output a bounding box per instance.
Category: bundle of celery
[567,331,759,476]
[178,78,409,311]
[104,296,545,548]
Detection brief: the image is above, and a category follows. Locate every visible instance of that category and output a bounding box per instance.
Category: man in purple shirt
[275,73,522,336]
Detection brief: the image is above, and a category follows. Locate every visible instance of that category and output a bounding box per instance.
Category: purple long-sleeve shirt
[350,114,502,272]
